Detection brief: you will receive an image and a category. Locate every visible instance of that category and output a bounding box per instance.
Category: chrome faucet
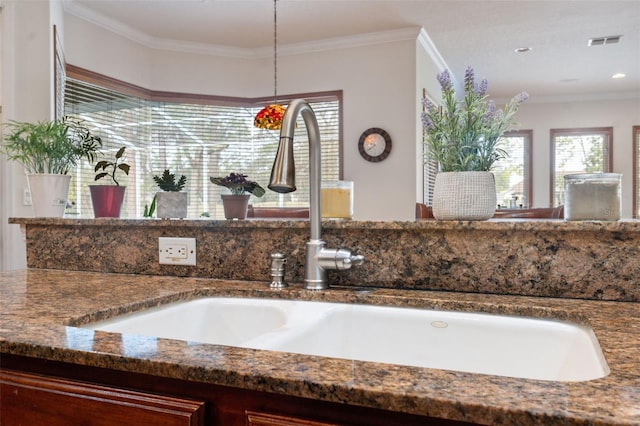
[269,99,364,290]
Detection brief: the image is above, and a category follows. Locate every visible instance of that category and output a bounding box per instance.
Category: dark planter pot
[90,185,126,218]
[221,194,250,220]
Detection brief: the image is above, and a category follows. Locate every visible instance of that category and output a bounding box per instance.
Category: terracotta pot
[432,171,496,220]
[89,185,126,218]
[221,194,250,220]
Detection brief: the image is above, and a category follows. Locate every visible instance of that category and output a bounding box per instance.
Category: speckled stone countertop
[1,269,638,425]
[9,218,640,301]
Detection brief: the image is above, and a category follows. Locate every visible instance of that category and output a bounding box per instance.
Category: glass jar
[564,173,621,221]
[321,181,354,219]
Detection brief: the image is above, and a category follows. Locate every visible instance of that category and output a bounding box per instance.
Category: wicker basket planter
[432,171,496,220]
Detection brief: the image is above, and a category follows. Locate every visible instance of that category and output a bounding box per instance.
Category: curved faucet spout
[269,99,322,241]
[268,99,364,290]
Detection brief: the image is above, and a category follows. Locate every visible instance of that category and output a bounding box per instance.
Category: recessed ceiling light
[612,73,626,79]
[514,47,532,53]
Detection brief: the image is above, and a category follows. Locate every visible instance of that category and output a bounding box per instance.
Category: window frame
[64,65,343,218]
[549,127,613,207]
[494,129,533,208]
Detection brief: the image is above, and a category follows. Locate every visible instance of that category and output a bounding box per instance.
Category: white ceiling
[63,0,640,101]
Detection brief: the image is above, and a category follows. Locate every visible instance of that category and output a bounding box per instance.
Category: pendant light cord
[273,0,278,104]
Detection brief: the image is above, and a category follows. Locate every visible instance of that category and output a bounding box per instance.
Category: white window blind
[551,128,612,207]
[64,75,341,218]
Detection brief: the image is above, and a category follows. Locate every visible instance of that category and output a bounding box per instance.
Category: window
[422,127,532,208]
[550,127,613,207]
[63,67,342,219]
[634,126,640,218]
[493,130,532,208]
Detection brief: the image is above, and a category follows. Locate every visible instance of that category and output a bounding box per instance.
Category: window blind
[64,76,341,218]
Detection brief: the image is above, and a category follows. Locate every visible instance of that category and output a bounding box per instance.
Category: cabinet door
[0,369,205,426]
[246,410,339,426]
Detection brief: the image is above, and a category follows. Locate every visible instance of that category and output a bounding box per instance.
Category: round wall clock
[358,128,392,162]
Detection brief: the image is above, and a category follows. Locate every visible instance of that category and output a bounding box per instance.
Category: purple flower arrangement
[422,66,529,172]
[210,173,265,197]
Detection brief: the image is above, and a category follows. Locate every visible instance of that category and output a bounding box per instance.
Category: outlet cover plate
[158,237,196,266]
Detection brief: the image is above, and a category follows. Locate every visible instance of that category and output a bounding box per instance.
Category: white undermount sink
[83,297,609,382]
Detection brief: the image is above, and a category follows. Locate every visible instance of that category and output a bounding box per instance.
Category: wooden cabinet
[1,354,474,426]
[246,411,339,426]
[0,369,204,426]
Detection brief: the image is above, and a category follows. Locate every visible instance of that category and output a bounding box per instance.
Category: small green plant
[210,173,265,196]
[2,116,102,174]
[94,146,130,186]
[143,194,157,218]
[153,169,187,192]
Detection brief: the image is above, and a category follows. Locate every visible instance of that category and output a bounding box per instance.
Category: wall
[415,29,448,203]
[517,97,640,215]
[1,0,63,271]
[64,15,422,222]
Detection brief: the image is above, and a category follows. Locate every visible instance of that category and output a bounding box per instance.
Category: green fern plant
[2,116,102,174]
[153,169,187,192]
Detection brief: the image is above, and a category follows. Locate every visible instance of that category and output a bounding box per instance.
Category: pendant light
[254,0,285,130]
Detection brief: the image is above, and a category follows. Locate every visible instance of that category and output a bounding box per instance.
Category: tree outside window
[550,128,613,207]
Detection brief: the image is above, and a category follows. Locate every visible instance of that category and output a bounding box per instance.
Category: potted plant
[210,173,265,219]
[90,146,130,218]
[153,169,188,219]
[1,116,102,217]
[421,66,528,220]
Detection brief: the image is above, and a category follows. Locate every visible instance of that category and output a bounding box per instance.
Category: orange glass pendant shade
[254,104,286,130]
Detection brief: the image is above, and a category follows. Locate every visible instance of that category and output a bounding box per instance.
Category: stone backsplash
[9,218,640,302]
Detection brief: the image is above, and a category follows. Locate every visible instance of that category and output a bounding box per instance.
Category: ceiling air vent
[588,35,622,46]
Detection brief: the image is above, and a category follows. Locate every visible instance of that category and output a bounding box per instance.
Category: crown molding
[416,27,459,94]
[63,0,423,59]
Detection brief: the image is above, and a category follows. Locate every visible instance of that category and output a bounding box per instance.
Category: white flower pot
[27,174,71,217]
[432,171,496,220]
[156,192,188,219]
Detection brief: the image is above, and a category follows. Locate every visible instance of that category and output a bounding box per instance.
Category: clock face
[364,134,387,156]
[358,128,392,162]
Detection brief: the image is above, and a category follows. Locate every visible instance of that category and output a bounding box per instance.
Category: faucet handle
[322,248,365,270]
[347,254,365,267]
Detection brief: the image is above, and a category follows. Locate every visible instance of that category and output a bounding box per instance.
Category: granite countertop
[1,269,638,425]
[9,216,640,232]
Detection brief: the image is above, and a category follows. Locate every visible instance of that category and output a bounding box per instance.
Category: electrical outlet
[23,188,32,206]
[158,237,196,266]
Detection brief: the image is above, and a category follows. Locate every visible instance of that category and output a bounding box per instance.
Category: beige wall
[64,14,424,222]
[1,0,64,271]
